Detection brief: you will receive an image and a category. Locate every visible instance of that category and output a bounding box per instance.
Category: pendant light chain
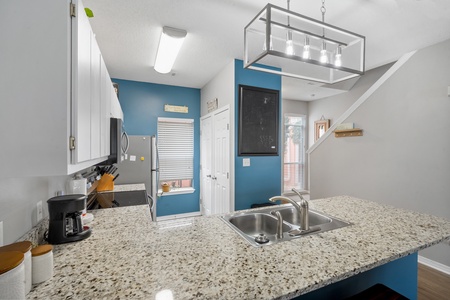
[321,0,326,36]
[321,0,326,22]
[287,0,291,26]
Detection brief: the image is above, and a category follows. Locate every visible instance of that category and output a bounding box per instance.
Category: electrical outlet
[0,221,3,246]
[36,201,43,222]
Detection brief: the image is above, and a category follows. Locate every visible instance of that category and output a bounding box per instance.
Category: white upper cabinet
[89,35,102,161]
[100,58,112,158]
[110,88,124,120]
[72,0,93,164]
[0,0,120,178]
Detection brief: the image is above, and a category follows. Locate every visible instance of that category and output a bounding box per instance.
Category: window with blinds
[157,117,194,189]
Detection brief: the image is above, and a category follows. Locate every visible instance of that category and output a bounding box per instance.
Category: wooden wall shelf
[334,128,363,138]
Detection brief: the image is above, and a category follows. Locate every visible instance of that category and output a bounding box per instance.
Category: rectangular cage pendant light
[244,4,365,84]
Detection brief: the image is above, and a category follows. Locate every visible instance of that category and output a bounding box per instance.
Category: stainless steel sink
[229,213,291,236]
[277,207,331,226]
[221,205,352,247]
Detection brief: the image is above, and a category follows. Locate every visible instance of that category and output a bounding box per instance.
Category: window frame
[282,113,307,193]
[157,117,195,196]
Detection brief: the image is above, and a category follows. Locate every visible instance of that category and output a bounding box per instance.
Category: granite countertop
[27,196,450,299]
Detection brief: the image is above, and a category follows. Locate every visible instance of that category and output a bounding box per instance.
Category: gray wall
[309,39,450,266]
[0,175,71,245]
[308,64,393,147]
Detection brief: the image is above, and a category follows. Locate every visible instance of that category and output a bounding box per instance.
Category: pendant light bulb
[334,45,342,67]
[302,36,310,59]
[320,40,328,64]
[285,30,295,55]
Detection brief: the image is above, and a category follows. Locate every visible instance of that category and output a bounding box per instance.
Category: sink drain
[254,233,269,244]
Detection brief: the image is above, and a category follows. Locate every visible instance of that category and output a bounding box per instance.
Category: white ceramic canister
[31,245,54,284]
[0,251,26,299]
[0,241,32,294]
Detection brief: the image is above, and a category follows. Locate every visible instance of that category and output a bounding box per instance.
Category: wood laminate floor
[418,263,450,300]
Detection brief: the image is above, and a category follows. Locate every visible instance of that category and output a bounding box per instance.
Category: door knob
[206,175,211,178]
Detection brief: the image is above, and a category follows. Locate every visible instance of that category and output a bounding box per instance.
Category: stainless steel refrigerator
[115,135,158,220]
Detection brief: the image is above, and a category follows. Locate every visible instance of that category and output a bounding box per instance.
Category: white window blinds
[157,117,194,181]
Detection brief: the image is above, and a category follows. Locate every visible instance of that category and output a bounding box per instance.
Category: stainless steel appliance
[114,135,158,220]
[46,195,92,244]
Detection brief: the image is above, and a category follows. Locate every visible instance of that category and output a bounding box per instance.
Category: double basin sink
[221,205,351,247]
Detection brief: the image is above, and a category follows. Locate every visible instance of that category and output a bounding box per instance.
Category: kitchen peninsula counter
[27,196,450,299]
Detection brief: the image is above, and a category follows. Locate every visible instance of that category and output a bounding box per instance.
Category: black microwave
[101,118,128,165]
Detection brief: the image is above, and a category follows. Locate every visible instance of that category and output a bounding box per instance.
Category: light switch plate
[0,221,3,246]
[243,158,250,167]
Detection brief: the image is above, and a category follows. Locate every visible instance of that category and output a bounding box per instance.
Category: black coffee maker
[47,194,91,244]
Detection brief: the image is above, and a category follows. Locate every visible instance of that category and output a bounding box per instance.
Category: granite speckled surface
[16,184,146,246]
[27,196,450,299]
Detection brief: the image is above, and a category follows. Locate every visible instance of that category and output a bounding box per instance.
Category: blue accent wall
[234,60,282,210]
[113,79,201,217]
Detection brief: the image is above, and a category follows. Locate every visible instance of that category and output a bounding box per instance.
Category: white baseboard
[418,255,450,275]
[156,211,201,221]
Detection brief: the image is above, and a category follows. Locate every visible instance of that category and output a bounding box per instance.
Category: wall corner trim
[306,50,417,155]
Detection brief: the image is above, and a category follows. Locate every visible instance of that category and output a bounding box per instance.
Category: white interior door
[200,115,213,215]
[213,108,230,214]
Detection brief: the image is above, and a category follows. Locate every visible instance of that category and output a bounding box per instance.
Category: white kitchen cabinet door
[100,59,111,157]
[0,0,119,178]
[72,0,92,164]
[90,35,102,159]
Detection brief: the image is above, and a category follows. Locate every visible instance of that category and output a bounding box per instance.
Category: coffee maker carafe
[47,194,91,244]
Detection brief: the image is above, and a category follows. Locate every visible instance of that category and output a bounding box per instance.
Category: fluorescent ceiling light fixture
[244,4,365,84]
[154,26,187,74]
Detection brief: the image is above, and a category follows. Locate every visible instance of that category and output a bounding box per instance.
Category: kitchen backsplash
[16,217,49,246]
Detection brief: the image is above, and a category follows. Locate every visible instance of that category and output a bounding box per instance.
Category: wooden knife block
[97,174,114,192]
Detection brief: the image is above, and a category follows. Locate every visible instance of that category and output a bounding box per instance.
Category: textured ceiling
[84,0,450,101]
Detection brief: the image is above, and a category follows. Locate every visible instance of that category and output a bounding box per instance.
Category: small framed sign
[164,104,188,113]
[314,119,330,141]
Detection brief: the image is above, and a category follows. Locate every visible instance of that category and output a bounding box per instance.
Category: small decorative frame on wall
[314,119,330,141]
